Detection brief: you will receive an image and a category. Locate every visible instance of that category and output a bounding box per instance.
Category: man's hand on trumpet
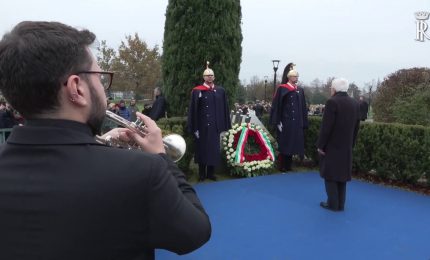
[100,112,166,155]
[128,112,166,154]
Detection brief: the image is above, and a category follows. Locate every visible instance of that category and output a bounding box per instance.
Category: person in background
[187,62,231,181]
[270,63,308,171]
[149,87,166,121]
[0,102,19,140]
[0,21,211,259]
[317,78,360,212]
[102,102,120,133]
[128,98,139,122]
[253,100,264,120]
[359,95,369,121]
[117,99,131,121]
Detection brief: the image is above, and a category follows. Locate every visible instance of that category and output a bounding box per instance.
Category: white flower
[229,148,234,152]
[228,143,232,147]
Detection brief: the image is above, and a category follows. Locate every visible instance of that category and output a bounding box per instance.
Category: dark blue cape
[187,85,231,165]
[270,84,308,156]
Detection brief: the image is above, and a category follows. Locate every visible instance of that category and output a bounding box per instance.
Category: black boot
[207,166,217,181]
[284,155,293,171]
[198,164,206,182]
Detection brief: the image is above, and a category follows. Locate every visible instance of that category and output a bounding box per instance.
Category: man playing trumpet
[0,21,211,259]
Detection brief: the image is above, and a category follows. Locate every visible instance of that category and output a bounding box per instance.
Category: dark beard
[87,82,106,135]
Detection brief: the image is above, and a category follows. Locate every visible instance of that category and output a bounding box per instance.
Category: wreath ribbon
[233,124,275,163]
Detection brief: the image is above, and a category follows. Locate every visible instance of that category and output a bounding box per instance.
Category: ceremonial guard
[187,62,231,181]
[270,63,308,171]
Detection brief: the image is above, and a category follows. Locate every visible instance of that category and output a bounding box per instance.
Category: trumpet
[96,110,186,162]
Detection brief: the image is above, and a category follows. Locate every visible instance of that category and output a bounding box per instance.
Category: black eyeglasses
[76,71,114,90]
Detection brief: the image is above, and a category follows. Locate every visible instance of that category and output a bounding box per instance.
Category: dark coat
[317,92,360,182]
[0,119,211,260]
[359,100,369,121]
[254,103,264,119]
[118,106,131,121]
[270,84,308,156]
[0,109,17,128]
[149,95,166,121]
[128,104,140,122]
[187,85,231,166]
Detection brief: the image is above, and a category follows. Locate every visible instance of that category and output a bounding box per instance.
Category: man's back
[359,100,369,120]
[0,120,211,260]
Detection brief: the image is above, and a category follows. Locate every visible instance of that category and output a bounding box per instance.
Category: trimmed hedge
[262,115,430,186]
[352,122,430,185]
[159,116,430,186]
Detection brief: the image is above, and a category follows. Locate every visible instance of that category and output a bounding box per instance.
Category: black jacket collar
[7,119,102,146]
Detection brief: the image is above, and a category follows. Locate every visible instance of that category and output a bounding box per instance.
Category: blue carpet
[156,172,430,259]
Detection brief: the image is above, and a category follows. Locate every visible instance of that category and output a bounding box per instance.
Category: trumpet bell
[163,134,186,162]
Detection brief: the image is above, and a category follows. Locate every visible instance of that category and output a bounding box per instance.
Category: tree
[97,40,117,97]
[391,83,430,126]
[236,82,246,104]
[115,34,161,98]
[97,40,116,72]
[373,67,430,123]
[245,76,266,102]
[96,36,162,99]
[163,0,243,116]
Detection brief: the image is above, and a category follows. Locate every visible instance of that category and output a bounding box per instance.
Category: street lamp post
[264,75,268,101]
[368,84,373,119]
[272,60,280,93]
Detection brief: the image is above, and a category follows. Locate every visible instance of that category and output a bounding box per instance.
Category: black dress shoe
[207,175,217,181]
[320,202,338,212]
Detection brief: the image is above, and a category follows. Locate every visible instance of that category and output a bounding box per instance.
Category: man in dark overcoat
[187,62,231,181]
[253,100,264,120]
[270,63,308,171]
[317,78,360,211]
[149,87,166,121]
[0,21,211,259]
[359,95,369,121]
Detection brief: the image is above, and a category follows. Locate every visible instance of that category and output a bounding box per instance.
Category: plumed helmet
[281,62,299,83]
[287,63,299,78]
[203,61,215,76]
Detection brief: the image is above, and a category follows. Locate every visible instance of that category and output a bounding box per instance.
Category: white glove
[277,122,283,132]
[194,130,200,139]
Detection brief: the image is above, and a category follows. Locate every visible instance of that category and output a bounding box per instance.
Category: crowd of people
[0,100,23,130]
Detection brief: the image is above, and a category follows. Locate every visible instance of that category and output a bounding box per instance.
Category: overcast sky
[0,0,429,88]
